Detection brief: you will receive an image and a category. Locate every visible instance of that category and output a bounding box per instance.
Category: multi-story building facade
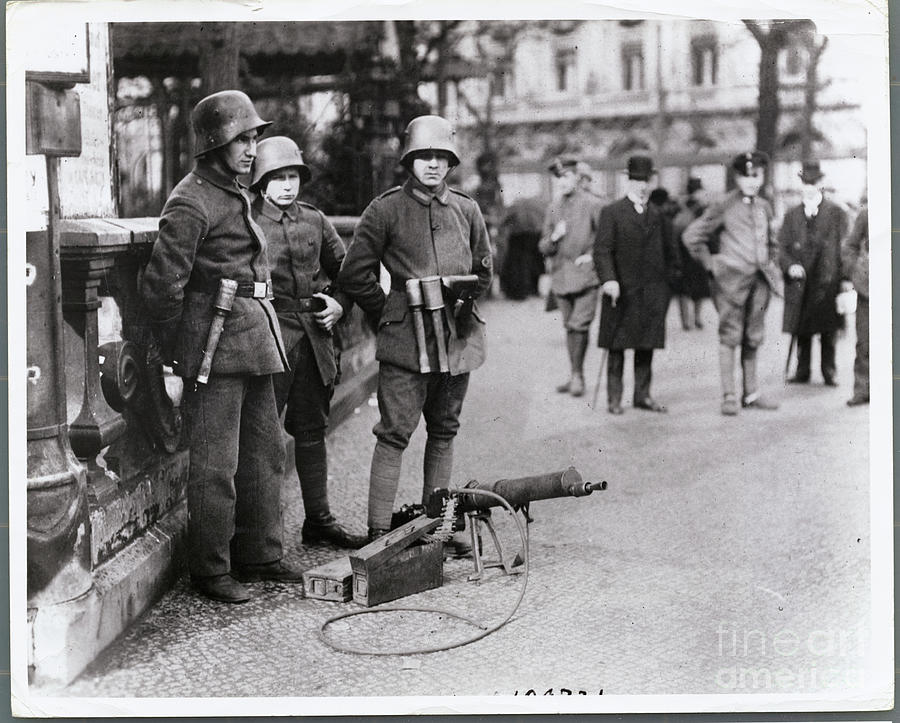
[442,19,868,216]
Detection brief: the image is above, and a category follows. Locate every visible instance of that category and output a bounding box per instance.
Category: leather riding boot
[569,331,588,397]
[740,346,778,409]
[294,436,330,522]
[718,344,737,399]
[740,345,758,399]
[296,436,366,549]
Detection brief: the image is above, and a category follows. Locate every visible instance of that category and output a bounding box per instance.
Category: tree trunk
[801,37,827,160]
[199,23,240,94]
[755,34,780,162]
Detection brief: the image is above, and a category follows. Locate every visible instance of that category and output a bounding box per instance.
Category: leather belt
[187,279,271,298]
[272,297,327,313]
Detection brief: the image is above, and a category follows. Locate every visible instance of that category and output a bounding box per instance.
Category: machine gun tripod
[426,467,607,580]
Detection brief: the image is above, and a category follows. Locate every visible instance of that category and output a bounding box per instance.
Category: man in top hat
[683,151,783,416]
[141,90,303,603]
[593,155,681,414]
[672,177,712,330]
[538,155,604,397]
[778,160,849,387]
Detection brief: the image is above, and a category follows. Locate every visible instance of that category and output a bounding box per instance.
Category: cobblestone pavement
[62,294,885,711]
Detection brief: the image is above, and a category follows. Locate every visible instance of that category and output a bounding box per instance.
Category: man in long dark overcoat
[779,161,849,387]
[841,204,869,406]
[593,155,680,414]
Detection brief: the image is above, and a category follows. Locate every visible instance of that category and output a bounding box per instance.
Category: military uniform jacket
[338,178,493,375]
[141,159,288,379]
[682,189,783,307]
[593,197,680,350]
[842,206,869,299]
[538,188,602,295]
[778,199,849,335]
[252,196,348,387]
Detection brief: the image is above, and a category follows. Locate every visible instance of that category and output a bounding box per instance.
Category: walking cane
[592,287,618,411]
[591,347,609,410]
[784,334,797,381]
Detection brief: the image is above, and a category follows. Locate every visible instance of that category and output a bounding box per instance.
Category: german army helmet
[400,115,460,167]
[191,90,272,157]
[251,136,312,188]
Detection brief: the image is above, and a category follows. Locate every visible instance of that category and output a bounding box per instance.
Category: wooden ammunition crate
[302,556,353,602]
[348,516,444,607]
[350,536,443,607]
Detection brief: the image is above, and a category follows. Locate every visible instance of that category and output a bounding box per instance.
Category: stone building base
[27,502,187,691]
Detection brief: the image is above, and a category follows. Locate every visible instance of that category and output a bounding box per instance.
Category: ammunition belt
[272,297,327,313]
[187,278,271,299]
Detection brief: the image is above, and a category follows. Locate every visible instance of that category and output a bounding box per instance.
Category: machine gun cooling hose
[318,487,530,656]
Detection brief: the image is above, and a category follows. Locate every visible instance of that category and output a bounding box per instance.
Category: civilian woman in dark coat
[672,177,711,330]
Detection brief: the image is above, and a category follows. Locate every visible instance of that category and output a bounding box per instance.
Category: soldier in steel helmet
[338,115,493,550]
[249,136,366,550]
[141,91,304,603]
[683,151,783,416]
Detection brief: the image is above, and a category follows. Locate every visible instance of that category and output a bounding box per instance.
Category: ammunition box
[302,556,353,602]
[350,535,443,607]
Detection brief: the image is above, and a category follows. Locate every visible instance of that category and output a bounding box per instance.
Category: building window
[621,42,644,91]
[690,35,718,86]
[555,47,576,93]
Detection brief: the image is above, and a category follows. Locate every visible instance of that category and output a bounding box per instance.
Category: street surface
[64,292,880,710]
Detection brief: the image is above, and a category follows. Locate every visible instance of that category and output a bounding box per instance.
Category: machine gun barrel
[427,467,606,516]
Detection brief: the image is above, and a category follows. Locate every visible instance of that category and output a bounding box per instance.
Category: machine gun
[334,467,606,607]
[425,467,607,580]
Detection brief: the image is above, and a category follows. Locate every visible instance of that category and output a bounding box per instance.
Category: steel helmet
[251,136,312,188]
[191,90,272,158]
[400,115,460,167]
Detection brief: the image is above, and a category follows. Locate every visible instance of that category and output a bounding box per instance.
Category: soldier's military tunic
[252,195,349,433]
[538,187,603,331]
[683,189,782,350]
[338,176,492,530]
[141,158,288,580]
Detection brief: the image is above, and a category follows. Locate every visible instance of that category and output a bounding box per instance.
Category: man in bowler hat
[778,160,849,387]
[593,155,681,414]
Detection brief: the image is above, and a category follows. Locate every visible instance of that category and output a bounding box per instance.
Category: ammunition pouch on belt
[441,275,480,340]
[272,297,328,313]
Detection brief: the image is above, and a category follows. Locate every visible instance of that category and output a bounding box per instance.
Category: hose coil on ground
[318,487,529,656]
